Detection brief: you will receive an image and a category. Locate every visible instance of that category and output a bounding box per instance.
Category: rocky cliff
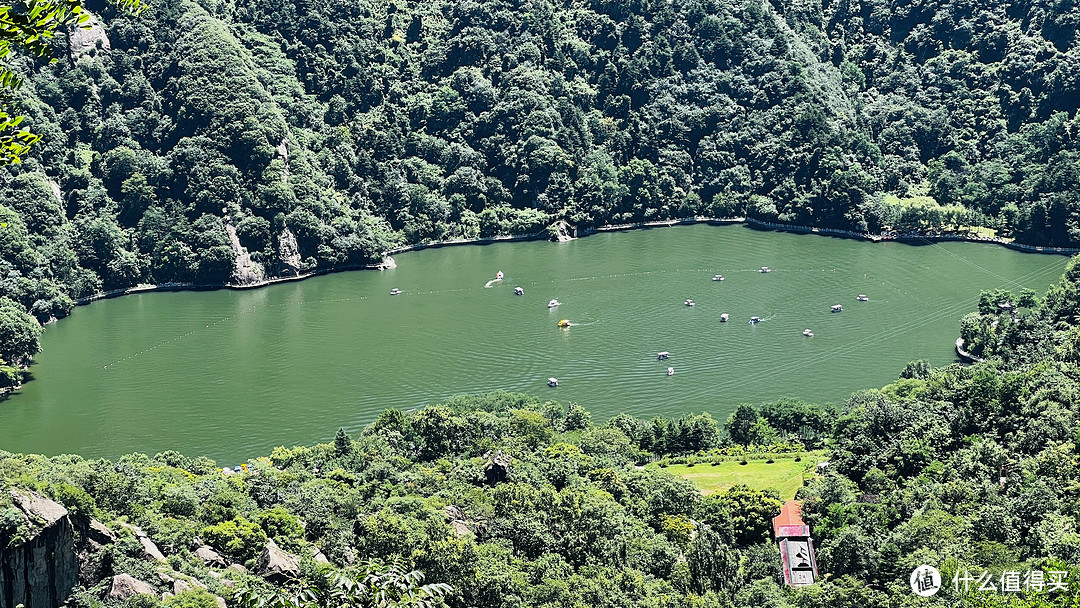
[0,491,79,608]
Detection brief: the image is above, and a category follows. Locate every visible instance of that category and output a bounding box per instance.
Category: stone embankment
[69,215,1080,310]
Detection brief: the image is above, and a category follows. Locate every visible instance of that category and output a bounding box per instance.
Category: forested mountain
[2,0,1080,380]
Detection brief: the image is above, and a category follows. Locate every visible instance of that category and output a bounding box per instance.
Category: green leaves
[234,560,453,608]
[0,0,144,164]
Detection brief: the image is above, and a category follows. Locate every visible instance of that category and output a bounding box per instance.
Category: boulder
[227,563,248,575]
[139,535,167,561]
[195,545,228,568]
[255,539,299,582]
[215,596,228,608]
[116,522,167,561]
[312,548,330,565]
[444,505,472,537]
[105,574,156,600]
[0,490,79,608]
[86,518,117,545]
[173,580,189,594]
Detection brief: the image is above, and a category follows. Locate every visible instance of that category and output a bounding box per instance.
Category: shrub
[201,519,267,562]
[254,507,304,545]
[164,590,218,608]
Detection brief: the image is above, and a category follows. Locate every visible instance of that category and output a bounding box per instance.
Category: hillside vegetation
[2,0,1080,306]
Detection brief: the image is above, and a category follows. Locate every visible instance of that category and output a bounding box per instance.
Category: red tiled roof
[772,500,805,536]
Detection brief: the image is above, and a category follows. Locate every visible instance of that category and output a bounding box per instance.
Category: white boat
[857,294,868,301]
[496,271,504,280]
[514,286,524,295]
[667,367,675,376]
[548,299,561,308]
[749,316,761,324]
[831,304,843,312]
[547,377,558,387]
[803,329,814,337]
[389,288,402,295]
[657,351,670,360]
[760,266,771,273]
[684,299,695,307]
[712,274,725,281]
[720,313,729,322]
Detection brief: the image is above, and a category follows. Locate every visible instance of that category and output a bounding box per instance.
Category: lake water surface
[0,225,1068,462]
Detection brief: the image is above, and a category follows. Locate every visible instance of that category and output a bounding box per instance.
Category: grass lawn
[657,453,823,500]
[952,225,1001,239]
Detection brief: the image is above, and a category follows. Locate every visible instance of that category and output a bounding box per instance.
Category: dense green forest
[4,260,1080,607]
[4,0,1080,379]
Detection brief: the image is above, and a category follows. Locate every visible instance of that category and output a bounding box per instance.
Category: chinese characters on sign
[910,565,942,597]
[950,570,1071,593]
[911,567,1073,596]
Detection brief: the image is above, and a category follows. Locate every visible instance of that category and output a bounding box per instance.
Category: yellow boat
[557,319,571,327]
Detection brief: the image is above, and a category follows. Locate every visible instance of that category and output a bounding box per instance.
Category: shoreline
[65,216,1080,310]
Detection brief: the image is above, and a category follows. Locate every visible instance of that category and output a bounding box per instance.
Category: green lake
[0,224,1069,463]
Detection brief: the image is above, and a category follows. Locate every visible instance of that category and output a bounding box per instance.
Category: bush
[254,507,304,545]
[163,590,218,608]
[48,483,97,518]
[201,519,267,562]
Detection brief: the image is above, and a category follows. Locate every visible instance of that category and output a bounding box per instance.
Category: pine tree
[334,427,351,455]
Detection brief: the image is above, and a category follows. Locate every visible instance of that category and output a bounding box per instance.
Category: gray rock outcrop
[483,450,511,485]
[278,227,302,276]
[105,574,156,601]
[77,518,116,586]
[444,505,472,537]
[117,522,167,562]
[255,539,299,582]
[0,491,79,608]
[225,222,265,286]
[195,545,227,568]
[67,11,110,62]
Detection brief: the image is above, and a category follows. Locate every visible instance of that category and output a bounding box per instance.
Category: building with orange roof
[773,500,818,587]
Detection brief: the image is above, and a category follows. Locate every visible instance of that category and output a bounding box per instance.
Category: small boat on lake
[657,351,670,360]
[720,313,729,322]
[857,294,869,301]
[760,266,771,273]
[803,329,814,337]
[547,377,558,387]
[390,288,402,295]
[831,304,843,312]
[684,299,695,307]
[557,319,571,327]
[712,274,725,281]
[548,299,561,308]
[749,316,761,324]
[496,271,504,280]
[667,367,675,376]
[514,286,524,295]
